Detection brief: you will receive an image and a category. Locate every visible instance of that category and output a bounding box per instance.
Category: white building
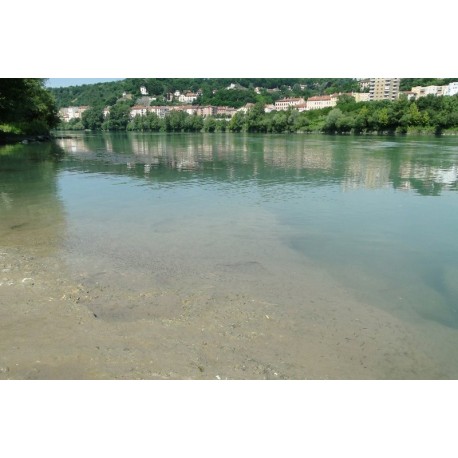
[130,106,149,118]
[274,97,306,111]
[58,106,89,122]
[149,106,170,118]
[178,92,198,103]
[306,96,336,110]
[351,92,371,102]
[424,85,448,96]
[446,82,458,96]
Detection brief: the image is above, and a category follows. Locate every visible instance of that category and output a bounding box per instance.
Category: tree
[104,102,131,130]
[324,108,344,132]
[0,78,60,135]
[245,102,266,132]
[82,106,104,130]
[203,117,217,132]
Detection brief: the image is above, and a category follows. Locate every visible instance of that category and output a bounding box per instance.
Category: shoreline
[2,129,457,147]
[0,132,53,146]
[51,128,457,137]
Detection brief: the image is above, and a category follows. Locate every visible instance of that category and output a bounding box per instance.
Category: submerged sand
[2,236,458,380]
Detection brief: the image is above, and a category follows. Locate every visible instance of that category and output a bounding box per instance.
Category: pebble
[22,278,34,285]
[0,367,10,374]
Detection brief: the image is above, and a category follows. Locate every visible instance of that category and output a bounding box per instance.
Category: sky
[45,78,125,88]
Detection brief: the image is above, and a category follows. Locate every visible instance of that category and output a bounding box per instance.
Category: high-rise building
[369,78,400,101]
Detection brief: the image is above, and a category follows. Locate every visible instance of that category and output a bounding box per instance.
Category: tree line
[61,93,458,135]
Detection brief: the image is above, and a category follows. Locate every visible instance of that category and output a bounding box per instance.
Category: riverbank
[52,127,458,137]
[0,132,53,146]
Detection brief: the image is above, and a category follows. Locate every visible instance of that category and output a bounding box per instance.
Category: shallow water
[1,132,458,379]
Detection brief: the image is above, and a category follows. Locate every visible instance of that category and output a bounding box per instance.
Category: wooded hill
[49,78,458,110]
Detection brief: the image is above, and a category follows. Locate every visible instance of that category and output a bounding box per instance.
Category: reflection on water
[54,133,458,321]
[0,142,66,254]
[2,132,458,378]
[54,132,458,195]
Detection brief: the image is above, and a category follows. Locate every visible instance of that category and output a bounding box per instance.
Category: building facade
[274,97,306,111]
[306,95,336,111]
[178,92,198,103]
[446,82,458,96]
[58,106,89,122]
[369,78,400,101]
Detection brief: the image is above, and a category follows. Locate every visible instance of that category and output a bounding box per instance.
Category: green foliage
[103,102,131,131]
[399,78,458,91]
[49,78,377,111]
[82,106,104,130]
[98,93,458,135]
[196,89,257,108]
[47,78,458,136]
[0,79,60,136]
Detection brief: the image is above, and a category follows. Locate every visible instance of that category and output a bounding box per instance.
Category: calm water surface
[1,132,458,378]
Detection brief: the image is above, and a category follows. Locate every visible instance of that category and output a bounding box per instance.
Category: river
[1,132,457,379]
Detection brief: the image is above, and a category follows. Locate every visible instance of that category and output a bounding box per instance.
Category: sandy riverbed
[2,239,456,380]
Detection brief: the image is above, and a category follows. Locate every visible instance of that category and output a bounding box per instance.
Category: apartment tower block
[369,78,400,101]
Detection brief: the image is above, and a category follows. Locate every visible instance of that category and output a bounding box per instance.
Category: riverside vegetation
[62,93,458,136]
[2,79,458,140]
[0,79,60,143]
[52,78,458,135]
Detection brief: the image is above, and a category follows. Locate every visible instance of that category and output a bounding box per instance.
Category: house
[357,78,371,91]
[215,106,237,118]
[58,106,89,122]
[446,82,458,96]
[411,86,426,98]
[178,92,198,103]
[274,97,306,111]
[306,96,336,110]
[140,86,149,95]
[130,106,149,118]
[351,92,370,103]
[196,106,217,117]
[424,85,448,96]
[149,106,169,118]
[412,84,449,98]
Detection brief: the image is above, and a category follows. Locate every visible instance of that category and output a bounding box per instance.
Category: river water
[1,132,457,379]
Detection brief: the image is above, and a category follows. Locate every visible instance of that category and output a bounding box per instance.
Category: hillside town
[58,78,458,123]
